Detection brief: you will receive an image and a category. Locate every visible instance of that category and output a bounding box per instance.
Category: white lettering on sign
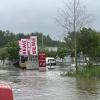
[19,39,28,56]
[30,36,38,55]
[18,36,38,56]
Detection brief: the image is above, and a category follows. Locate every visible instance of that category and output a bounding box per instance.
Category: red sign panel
[0,84,13,100]
[38,52,46,67]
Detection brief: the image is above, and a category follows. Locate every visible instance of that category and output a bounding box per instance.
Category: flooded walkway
[0,66,100,100]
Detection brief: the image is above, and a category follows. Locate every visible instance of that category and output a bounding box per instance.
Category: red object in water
[0,84,13,100]
[38,52,46,67]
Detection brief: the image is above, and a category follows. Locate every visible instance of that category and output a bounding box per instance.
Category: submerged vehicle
[13,60,20,68]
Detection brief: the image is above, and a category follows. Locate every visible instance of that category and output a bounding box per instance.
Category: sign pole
[19,56,21,63]
[42,33,43,51]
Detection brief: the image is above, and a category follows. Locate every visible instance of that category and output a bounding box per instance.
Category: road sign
[38,52,46,67]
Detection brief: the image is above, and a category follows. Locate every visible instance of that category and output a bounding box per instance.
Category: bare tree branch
[56,0,92,33]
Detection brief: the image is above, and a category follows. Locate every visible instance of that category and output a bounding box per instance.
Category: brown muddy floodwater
[0,65,100,100]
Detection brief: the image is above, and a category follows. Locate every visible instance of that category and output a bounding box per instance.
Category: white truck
[46,57,56,66]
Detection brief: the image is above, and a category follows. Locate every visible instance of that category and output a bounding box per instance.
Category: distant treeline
[0,30,62,48]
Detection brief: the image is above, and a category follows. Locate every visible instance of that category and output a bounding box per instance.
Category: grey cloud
[0,0,100,40]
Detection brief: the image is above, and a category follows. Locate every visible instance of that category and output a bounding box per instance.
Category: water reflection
[76,78,100,100]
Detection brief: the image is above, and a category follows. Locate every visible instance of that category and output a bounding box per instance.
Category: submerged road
[0,65,100,100]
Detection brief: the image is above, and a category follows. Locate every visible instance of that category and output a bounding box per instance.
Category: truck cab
[46,57,56,66]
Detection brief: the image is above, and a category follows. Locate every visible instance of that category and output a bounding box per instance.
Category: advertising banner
[18,36,38,56]
[19,39,28,56]
[27,39,31,54]
[30,36,38,56]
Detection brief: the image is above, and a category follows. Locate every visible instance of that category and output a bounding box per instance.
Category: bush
[77,66,100,78]
[61,65,100,78]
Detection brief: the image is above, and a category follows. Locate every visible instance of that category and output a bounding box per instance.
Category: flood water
[0,65,100,100]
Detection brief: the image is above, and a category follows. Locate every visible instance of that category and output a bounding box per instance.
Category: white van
[46,57,56,66]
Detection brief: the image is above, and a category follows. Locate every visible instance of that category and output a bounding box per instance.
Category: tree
[0,30,15,47]
[64,28,100,65]
[45,50,57,58]
[6,40,19,61]
[0,48,8,64]
[78,28,100,65]
[56,0,91,72]
[57,43,67,59]
[64,32,76,57]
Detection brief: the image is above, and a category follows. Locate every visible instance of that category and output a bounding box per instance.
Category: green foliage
[0,30,15,47]
[0,48,8,60]
[77,66,100,78]
[45,50,57,58]
[61,66,100,78]
[6,40,19,60]
[78,28,100,63]
[57,43,67,58]
[0,30,62,60]
[79,28,99,53]
[64,31,80,57]
[64,28,100,64]
[0,30,62,49]
[0,28,99,62]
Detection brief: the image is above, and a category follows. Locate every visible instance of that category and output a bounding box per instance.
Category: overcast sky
[0,0,100,40]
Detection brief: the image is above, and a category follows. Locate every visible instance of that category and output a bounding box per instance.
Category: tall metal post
[74,0,78,72]
[19,56,21,63]
[42,33,44,51]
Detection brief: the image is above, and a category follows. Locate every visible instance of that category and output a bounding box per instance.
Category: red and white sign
[30,36,38,55]
[19,39,28,56]
[18,36,38,56]
[38,52,46,67]
[27,38,31,54]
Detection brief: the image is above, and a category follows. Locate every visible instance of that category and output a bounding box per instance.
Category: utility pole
[41,33,44,51]
[74,0,78,72]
